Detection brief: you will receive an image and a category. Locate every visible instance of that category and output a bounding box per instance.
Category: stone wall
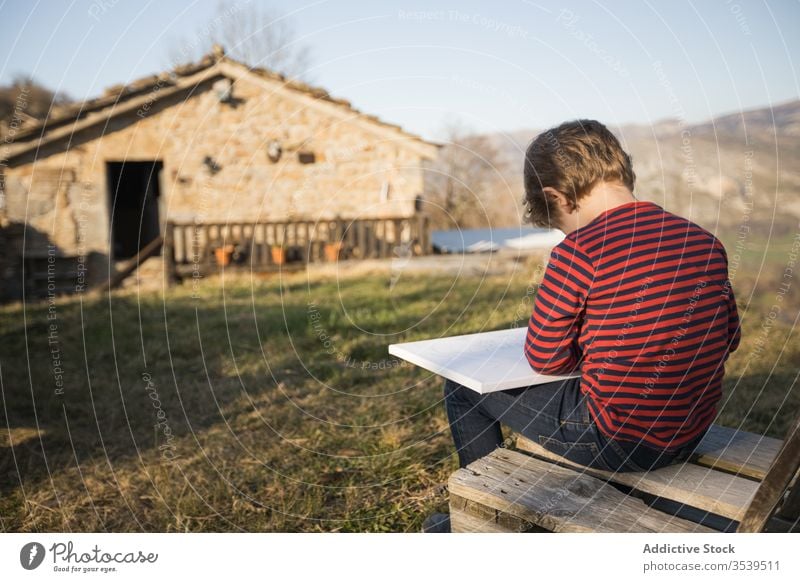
[2,70,436,266]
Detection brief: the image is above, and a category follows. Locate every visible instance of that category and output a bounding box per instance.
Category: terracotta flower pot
[214,244,235,266]
[324,241,343,262]
[271,246,286,265]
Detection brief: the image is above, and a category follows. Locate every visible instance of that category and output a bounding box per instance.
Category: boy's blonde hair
[523,119,636,227]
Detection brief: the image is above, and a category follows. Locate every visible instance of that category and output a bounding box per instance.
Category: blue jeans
[443,377,707,472]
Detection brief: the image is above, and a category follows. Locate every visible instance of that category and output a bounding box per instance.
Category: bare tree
[168,2,312,81]
[0,75,72,138]
[424,119,511,230]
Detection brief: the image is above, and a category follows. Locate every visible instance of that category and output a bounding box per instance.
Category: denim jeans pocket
[598,433,651,472]
[538,435,605,469]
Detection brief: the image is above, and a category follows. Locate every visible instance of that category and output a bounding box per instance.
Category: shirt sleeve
[725,281,741,354]
[715,238,741,354]
[525,238,594,375]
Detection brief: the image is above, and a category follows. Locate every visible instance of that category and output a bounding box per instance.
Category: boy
[423,119,740,533]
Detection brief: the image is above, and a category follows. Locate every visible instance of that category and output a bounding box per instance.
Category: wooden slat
[344,220,355,257]
[305,221,313,257]
[738,416,800,532]
[514,424,780,481]
[515,436,758,521]
[190,224,199,265]
[763,515,800,532]
[307,222,317,263]
[374,220,380,256]
[355,220,366,259]
[257,224,266,265]
[99,235,163,291]
[367,220,377,258]
[448,449,713,533]
[450,494,545,533]
[690,424,782,480]
[775,468,800,520]
[420,214,432,254]
[163,224,178,284]
[644,495,737,532]
[163,215,432,269]
[451,507,517,533]
[296,222,306,263]
[171,224,182,264]
[381,220,391,258]
[335,218,344,243]
[392,219,402,255]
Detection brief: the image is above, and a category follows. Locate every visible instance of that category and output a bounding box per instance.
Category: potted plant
[324,241,343,262]
[271,244,286,265]
[214,244,235,266]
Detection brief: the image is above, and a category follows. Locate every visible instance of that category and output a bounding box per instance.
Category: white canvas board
[388,327,580,394]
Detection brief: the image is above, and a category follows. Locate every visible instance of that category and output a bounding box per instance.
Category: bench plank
[738,417,800,532]
[450,507,518,533]
[515,424,781,481]
[515,436,759,521]
[450,494,546,533]
[691,425,782,480]
[644,495,738,532]
[448,449,713,533]
[775,469,800,520]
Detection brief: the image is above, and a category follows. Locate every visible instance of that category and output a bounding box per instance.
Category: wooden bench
[388,327,800,533]
[448,419,800,533]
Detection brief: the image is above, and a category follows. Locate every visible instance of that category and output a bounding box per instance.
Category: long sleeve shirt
[525,200,741,452]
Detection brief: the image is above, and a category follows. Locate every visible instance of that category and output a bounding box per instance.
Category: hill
[481,99,800,240]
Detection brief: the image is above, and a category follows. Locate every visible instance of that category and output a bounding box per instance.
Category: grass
[0,249,798,532]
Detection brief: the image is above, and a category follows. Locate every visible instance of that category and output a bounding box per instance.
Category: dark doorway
[107,161,163,259]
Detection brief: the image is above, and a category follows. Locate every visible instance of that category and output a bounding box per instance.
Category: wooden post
[421,214,432,255]
[371,220,379,258]
[355,219,366,259]
[306,222,315,264]
[776,468,800,521]
[209,224,218,265]
[192,223,201,267]
[253,223,262,265]
[381,219,391,258]
[393,218,403,258]
[344,219,355,259]
[204,223,212,265]
[164,223,178,285]
[305,221,311,263]
[737,416,800,532]
[171,224,182,265]
[99,234,166,291]
[367,220,377,258]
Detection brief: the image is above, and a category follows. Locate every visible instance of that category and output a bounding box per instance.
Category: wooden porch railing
[164,214,431,275]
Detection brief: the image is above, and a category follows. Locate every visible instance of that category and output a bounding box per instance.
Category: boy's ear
[542,187,569,210]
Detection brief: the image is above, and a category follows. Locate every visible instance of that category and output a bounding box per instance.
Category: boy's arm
[525,239,594,375]
[726,281,741,354]
[716,239,741,354]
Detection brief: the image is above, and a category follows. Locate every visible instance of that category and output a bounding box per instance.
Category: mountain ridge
[478,99,800,235]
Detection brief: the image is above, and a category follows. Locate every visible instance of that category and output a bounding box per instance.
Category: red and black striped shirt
[525,200,741,452]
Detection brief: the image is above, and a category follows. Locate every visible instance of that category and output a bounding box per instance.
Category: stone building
[0,48,438,300]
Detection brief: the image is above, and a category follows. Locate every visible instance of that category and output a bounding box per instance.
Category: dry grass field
[1,243,798,532]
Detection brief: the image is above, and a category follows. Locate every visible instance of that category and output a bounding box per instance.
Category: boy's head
[523,119,636,229]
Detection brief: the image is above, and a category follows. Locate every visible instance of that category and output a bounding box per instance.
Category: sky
[1,0,798,140]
